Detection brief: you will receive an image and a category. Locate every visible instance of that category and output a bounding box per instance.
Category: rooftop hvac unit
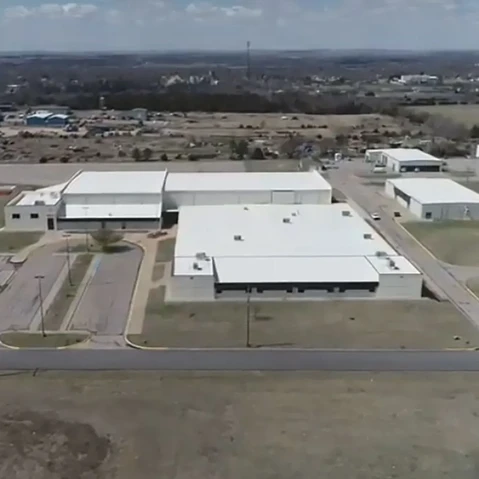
[234,235,243,241]
[195,252,207,260]
[341,210,351,217]
[388,259,396,268]
[33,200,45,206]
[282,217,291,223]
[375,251,387,257]
[363,233,372,239]
[193,262,202,271]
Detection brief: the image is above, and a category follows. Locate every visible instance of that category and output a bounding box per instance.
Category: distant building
[131,108,148,122]
[26,111,70,128]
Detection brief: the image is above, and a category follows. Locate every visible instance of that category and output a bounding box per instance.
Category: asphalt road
[1,349,479,371]
[69,245,143,335]
[0,246,66,330]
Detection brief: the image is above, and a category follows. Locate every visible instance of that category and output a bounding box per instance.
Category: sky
[0,0,478,52]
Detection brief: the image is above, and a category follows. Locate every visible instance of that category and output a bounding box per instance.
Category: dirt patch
[129,287,478,349]
[0,409,111,478]
[0,232,42,252]
[155,238,176,262]
[404,221,479,265]
[0,332,89,348]
[151,263,165,282]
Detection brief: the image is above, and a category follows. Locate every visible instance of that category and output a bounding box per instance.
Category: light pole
[64,233,73,286]
[35,274,46,337]
[246,287,251,348]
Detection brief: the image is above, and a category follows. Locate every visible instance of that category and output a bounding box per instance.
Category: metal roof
[14,182,68,206]
[64,171,167,195]
[165,170,331,192]
[387,178,479,204]
[379,148,441,163]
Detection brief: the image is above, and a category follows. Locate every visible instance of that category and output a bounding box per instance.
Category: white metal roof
[175,203,397,259]
[165,170,331,192]
[379,148,441,163]
[64,171,167,195]
[174,257,214,276]
[63,202,162,219]
[213,256,379,283]
[387,178,479,204]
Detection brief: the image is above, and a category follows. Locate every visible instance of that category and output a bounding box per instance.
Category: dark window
[425,212,432,219]
[11,213,20,219]
[30,213,39,219]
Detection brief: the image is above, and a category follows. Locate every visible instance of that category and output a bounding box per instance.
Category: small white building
[58,170,167,231]
[169,203,422,302]
[163,170,332,210]
[5,183,67,231]
[385,178,479,220]
[366,148,442,173]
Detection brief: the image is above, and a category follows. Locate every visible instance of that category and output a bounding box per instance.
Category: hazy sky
[0,0,477,51]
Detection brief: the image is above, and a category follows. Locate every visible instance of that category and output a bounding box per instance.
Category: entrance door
[47,218,55,230]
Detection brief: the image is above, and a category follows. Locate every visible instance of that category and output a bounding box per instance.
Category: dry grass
[404,221,479,266]
[0,371,479,478]
[42,254,94,330]
[155,238,176,262]
[0,332,88,348]
[128,286,478,349]
[0,231,42,252]
[410,104,479,127]
[151,264,165,282]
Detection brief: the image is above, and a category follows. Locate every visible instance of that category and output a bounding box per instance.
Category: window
[30,213,39,219]
[11,213,20,219]
[425,212,432,219]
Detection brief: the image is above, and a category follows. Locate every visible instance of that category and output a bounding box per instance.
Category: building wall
[4,204,59,231]
[57,219,160,232]
[385,155,441,172]
[26,117,48,127]
[63,193,162,206]
[418,202,479,221]
[375,273,422,299]
[163,189,331,210]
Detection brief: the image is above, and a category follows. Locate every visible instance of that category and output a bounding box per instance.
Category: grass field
[42,254,93,330]
[410,104,479,127]
[0,332,88,348]
[404,221,479,266]
[128,286,478,349]
[0,231,42,252]
[1,371,479,478]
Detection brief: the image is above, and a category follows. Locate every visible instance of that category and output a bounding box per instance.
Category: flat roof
[174,204,419,282]
[13,182,68,206]
[387,178,479,204]
[165,170,331,192]
[64,171,167,195]
[63,202,162,219]
[213,256,379,283]
[378,148,441,163]
[175,203,397,259]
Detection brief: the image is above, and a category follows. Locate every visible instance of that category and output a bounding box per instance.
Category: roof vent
[292,212,297,216]
[193,262,202,270]
[283,217,291,223]
[234,235,243,241]
[243,206,249,210]
[375,251,387,257]
[341,210,351,216]
[34,200,45,206]
[388,259,396,268]
[363,233,372,239]
[195,252,207,260]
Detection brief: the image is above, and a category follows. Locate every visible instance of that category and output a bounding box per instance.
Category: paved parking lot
[69,244,143,335]
[0,246,66,331]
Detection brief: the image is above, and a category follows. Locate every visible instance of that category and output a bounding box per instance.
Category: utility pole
[246,40,251,81]
[35,274,46,337]
[64,233,73,286]
[246,287,251,348]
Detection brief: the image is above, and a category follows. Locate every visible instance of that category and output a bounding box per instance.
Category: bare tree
[90,228,124,252]
[132,147,142,162]
[142,147,153,161]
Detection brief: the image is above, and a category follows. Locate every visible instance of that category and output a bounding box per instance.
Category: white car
[371,212,381,221]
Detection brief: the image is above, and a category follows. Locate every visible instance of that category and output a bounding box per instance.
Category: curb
[0,332,91,350]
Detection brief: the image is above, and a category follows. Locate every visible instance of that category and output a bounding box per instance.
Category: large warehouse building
[4,169,332,231]
[385,178,479,220]
[169,203,422,301]
[366,148,442,173]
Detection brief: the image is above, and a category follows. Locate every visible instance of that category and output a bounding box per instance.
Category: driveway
[0,245,66,331]
[69,244,143,335]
